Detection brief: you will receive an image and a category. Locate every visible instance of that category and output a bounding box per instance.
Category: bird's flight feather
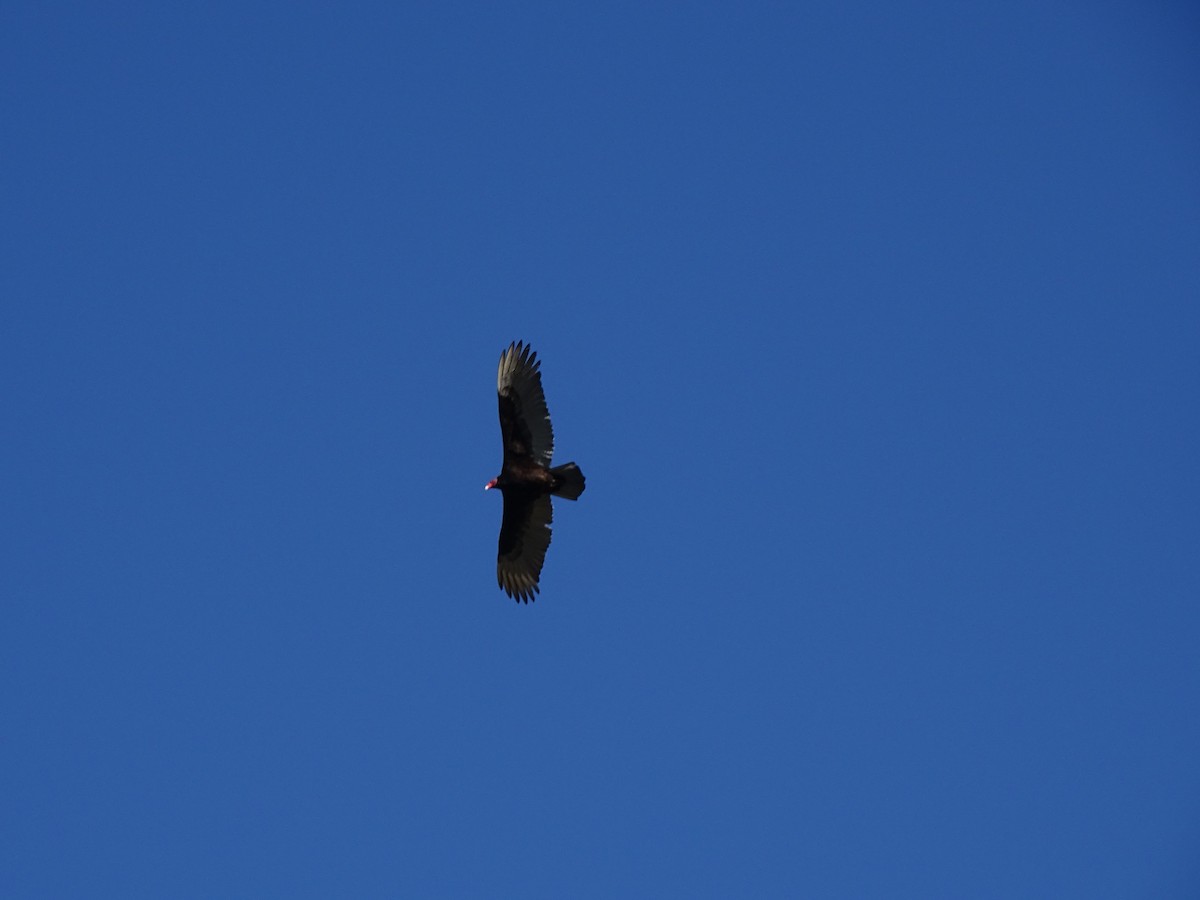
[496,492,553,602]
[497,341,554,466]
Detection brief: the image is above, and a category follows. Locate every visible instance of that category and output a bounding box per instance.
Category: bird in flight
[485,341,586,602]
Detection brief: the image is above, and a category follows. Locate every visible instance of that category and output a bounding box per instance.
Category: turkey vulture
[485,341,586,602]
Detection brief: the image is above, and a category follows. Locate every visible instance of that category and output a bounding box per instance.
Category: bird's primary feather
[496,491,553,603]
[497,341,554,467]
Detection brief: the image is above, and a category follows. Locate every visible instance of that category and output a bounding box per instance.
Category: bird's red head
[484,478,498,491]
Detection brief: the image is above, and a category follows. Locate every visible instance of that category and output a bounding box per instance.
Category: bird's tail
[550,462,586,500]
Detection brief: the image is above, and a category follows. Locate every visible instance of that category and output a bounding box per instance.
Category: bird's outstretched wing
[497,491,553,603]
[497,341,554,466]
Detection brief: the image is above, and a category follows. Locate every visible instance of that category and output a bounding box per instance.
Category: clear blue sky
[3,2,1198,897]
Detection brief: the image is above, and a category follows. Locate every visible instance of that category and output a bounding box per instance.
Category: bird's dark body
[486,341,586,602]
[494,461,557,491]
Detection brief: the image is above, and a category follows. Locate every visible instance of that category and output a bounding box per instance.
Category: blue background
[3,2,1198,896]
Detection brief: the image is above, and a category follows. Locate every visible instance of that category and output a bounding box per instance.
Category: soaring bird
[485,341,586,602]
